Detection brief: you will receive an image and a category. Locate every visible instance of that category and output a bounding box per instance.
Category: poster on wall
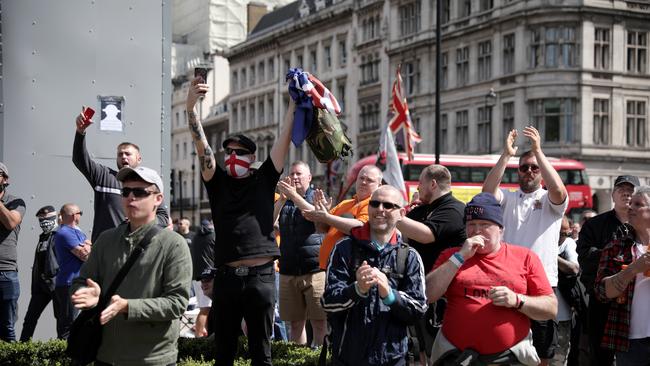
[99,96,125,132]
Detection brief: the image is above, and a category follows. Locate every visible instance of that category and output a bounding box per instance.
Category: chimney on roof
[247,2,268,33]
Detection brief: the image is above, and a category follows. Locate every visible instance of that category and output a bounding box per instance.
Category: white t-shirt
[500,188,568,286]
[555,238,579,321]
[629,243,650,339]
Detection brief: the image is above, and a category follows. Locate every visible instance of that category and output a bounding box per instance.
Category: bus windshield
[403,165,520,185]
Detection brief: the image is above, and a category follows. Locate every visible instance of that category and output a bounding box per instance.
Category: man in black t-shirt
[186,77,295,366]
[396,164,466,362]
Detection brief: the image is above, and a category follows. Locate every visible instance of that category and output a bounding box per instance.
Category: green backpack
[306,108,353,163]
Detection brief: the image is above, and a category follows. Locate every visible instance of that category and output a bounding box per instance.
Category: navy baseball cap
[222,134,256,154]
[614,175,640,188]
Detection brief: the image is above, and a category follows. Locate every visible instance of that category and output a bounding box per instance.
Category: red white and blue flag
[388,65,421,161]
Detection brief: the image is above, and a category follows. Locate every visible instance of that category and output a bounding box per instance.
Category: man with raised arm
[482,127,568,365]
[186,76,294,366]
[72,110,170,241]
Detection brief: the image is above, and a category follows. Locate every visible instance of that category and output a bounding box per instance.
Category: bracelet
[449,253,464,268]
[516,294,525,310]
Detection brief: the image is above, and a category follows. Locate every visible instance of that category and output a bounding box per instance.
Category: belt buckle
[234,266,249,276]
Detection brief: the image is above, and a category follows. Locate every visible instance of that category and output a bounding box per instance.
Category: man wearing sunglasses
[483,126,568,365]
[0,162,25,342]
[73,111,170,242]
[186,77,294,366]
[322,185,427,365]
[53,203,90,339]
[71,166,191,366]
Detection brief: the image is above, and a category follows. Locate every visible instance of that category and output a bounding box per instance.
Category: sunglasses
[225,148,251,156]
[121,187,157,198]
[369,200,401,210]
[518,164,540,173]
[560,231,573,238]
[73,211,83,216]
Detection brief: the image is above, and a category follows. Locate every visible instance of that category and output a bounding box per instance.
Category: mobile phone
[82,107,95,126]
[194,67,208,94]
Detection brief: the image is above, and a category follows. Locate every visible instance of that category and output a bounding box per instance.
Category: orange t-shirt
[318,195,371,270]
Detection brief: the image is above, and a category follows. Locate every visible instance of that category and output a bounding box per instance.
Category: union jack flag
[388,65,421,161]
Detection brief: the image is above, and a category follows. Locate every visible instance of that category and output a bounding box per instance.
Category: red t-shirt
[433,243,553,354]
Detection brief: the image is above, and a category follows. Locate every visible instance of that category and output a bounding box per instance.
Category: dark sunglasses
[121,187,157,198]
[518,164,540,173]
[559,231,573,238]
[225,148,251,156]
[369,200,401,210]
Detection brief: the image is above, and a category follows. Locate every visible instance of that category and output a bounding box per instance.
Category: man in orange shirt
[303,165,383,270]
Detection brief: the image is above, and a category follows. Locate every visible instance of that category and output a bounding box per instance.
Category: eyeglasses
[73,211,83,216]
[518,164,540,173]
[121,187,157,198]
[369,200,401,210]
[225,148,251,156]
[559,231,573,238]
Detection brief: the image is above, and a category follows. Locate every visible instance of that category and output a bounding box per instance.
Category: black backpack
[351,242,410,284]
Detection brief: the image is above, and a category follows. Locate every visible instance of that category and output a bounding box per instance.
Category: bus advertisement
[339,153,593,218]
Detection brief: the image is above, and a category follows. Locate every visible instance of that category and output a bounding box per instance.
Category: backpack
[351,242,410,284]
[558,270,587,314]
[306,108,353,164]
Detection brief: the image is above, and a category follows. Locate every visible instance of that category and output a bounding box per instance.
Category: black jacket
[31,230,58,293]
[191,225,215,281]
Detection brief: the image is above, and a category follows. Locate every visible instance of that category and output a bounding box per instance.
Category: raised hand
[522,126,541,153]
[186,77,209,111]
[75,106,93,134]
[504,129,518,157]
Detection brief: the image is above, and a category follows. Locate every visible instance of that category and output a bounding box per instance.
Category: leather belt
[219,261,275,277]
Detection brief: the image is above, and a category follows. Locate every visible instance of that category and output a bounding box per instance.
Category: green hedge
[0,337,324,366]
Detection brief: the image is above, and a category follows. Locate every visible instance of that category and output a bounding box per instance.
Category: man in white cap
[71,166,191,366]
[0,162,25,342]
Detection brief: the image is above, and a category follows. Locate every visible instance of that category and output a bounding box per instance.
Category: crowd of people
[0,75,647,366]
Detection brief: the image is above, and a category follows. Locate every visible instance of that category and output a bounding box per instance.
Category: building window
[456,46,469,86]
[593,99,609,145]
[231,104,238,130]
[175,111,179,127]
[627,31,647,74]
[337,81,346,112]
[529,98,576,143]
[241,105,247,130]
[360,54,380,85]
[268,58,275,80]
[258,61,265,82]
[240,68,247,90]
[283,54,291,75]
[441,52,448,89]
[477,107,490,152]
[503,33,515,74]
[399,1,421,36]
[310,48,317,72]
[362,16,380,42]
[249,102,255,129]
[478,40,492,81]
[530,25,577,68]
[479,0,493,12]
[502,102,514,135]
[455,110,469,152]
[459,0,471,18]
[594,28,610,70]
[297,52,304,69]
[183,141,187,160]
[339,39,347,66]
[324,45,332,69]
[258,100,265,126]
[232,71,238,92]
[250,65,255,86]
[267,95,274,120]
[360,102,380,132]
[441,113,448,153]
[626,100,646,147]
[175,143,179,161]
[404,60,420,96]
[442,0,450,24]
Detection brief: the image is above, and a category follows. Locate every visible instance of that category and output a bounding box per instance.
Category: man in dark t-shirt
[186,76,295,366]
[396,164,466,361]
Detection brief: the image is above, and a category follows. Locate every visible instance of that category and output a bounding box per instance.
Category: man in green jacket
[71,166,191,366]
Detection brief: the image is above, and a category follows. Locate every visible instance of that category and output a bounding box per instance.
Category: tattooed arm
[186,77,216,181]
[269,99,296,173]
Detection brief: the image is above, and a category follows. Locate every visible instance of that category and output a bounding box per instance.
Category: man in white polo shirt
[483,126,568,366]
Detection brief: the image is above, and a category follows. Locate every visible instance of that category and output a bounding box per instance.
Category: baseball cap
[614,175,640,188]
[222,134,256,154]
[464,192,504,228]
[35,205,56,217]
[0,162,8,178]
[116,166,164,192]
[199,267,216,281]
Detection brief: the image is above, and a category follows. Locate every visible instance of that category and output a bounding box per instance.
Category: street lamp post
[485,88,496,153]
[191,150,196,225]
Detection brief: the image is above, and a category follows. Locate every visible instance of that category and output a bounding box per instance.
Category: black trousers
[586,294,615,366]
[20,282,64,341]
[212,267,275,366]
[53,286,79,340]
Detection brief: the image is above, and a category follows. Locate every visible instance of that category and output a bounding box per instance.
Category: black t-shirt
[406,192,466,273]
[204,156,281,266]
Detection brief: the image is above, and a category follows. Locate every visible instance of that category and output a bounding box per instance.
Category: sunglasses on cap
[225,148,251,156]
[121,187,158,198]
[368,200,401,210]
[518,164,540,173]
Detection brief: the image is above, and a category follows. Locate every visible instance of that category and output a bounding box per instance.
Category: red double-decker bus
[339,153,592,219]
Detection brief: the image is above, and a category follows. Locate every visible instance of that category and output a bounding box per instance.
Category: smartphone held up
[82,107,95,128]
[194,67,208,95]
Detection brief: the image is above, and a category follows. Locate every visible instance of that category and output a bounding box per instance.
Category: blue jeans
[273,272,288,341]
[0,271,20,342]
[616,337,650,366]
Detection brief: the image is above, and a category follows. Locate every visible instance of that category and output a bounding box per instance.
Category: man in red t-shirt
[426,193,557,365]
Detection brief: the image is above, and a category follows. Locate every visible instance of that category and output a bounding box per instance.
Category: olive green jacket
[72,221,192,366]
